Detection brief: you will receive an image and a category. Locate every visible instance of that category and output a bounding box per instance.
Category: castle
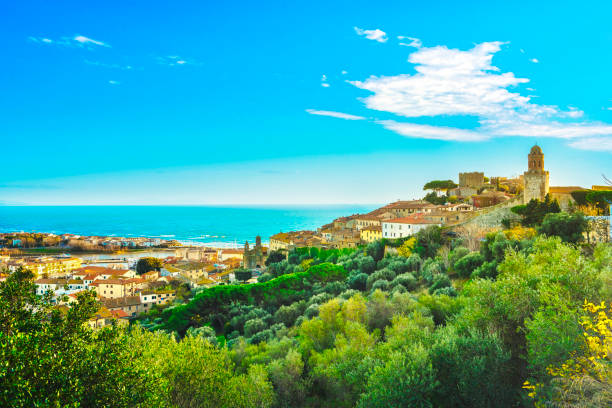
[523,145,550,204]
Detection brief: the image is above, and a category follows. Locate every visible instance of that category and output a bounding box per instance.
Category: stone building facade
[523,145,549,204]
[243,236,265,269]
[459,172,485,188]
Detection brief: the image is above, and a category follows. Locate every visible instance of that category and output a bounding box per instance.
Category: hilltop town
[1,145,610,329]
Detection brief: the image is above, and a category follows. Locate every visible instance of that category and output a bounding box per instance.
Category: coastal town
[1,146,610,328]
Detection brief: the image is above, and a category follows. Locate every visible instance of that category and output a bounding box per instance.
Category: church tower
[523,145,549,204]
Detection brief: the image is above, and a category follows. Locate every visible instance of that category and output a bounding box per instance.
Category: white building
[382,215,442,239]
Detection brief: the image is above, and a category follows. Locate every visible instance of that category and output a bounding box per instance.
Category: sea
[0,205,378,248]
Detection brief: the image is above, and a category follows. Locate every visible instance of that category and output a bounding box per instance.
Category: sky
[1,0,611,205]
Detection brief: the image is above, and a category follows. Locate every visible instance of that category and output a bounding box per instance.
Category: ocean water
[0,205,378,247]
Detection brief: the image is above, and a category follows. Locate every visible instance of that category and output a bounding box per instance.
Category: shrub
[304,304,320,319]
[371,279,390,292]
[454,252,485,278]
[471,260,498,279]
[391,273,417,291]
[366,268,396,290]
[429,275,452,294]
[243,318,268,337]
[348,272,368,291]
[539,212,587,243]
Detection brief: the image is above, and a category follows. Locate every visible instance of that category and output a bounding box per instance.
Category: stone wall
[459,172,484,188]
[585,216,611,243]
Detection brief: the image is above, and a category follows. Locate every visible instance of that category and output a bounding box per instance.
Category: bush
[358,255,377,274]
[539,212,587,243]
[348,272,368,291]
[405,254,422,272]
[453,252,485,278]
[391,273,417,291]
[243,318,268,337]
[429,275,452,294]
[471,260,498,279]
[448,246,470,269]
[366,268,396,290]
[304,304,320,319]
[371,279,390,292]
[366,241,385,262]
[265,250,286,266]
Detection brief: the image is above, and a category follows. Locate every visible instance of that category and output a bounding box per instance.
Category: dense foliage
[3,222,611,407]
[511,194,561,227]
[136,256,163,275]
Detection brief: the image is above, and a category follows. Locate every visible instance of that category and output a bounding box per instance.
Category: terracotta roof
[101,296,141,308]
[384,214,442,225]
[362,225,382,232]
[110,309,129,318]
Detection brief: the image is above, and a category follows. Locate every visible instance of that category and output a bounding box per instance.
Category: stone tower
[523,145,549,204]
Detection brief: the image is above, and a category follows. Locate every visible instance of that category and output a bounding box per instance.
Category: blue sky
[1,0,611,205]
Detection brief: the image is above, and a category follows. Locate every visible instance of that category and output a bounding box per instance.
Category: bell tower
[528,145,544,171]
[523,145,549,204]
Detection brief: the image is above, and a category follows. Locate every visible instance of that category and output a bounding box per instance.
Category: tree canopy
[423,180,458,192]
[136,257,163,275]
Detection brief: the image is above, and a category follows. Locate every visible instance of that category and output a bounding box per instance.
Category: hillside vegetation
[2,224,611,407]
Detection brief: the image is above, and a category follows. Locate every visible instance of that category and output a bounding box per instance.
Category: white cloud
[378,120,487,141]
[321,74,329,87]
[28,35,110,48]
[530,58,539,63]
[108,80,120,85]
[354,27,388,43]
[306,109,365,120]
[157,55,198,66]
[73,35,110,47]
[568,137,612,152]
[84,60,133,70]
[341,70,348,75]
[397,36,422,48]
[339,40,612,146]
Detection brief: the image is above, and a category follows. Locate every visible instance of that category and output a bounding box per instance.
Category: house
[360,225,382,243]
[380,200,438,218]
[382,215,442,239]
[90,279,134,299]
[102,296,143,318]
[217,249,244,262]
[472,191,510,208]
[355,215,382,230]
[548,186,588,211]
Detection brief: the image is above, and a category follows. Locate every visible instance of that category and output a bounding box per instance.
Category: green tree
[366,241,385,262]
[453,252,485,278]
[136,256,163,275]
[423,180,458,194]
[234,268,253,282]
[358,345,437,408]
[265,250,286,266]
[539,212,588,243]
[511,194,561,227]
[0,268,159,408]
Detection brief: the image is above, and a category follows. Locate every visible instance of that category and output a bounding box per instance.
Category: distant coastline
[0,205,379,247]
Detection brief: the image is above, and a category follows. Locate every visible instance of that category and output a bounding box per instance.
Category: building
[355,215,382,230]
[523,145,550,204]
[548,186,588,211]
[449,186,477,199]
[360,225,382,243]
[472,190,510,208]
[459,172,485,188]
[382,215,442,239]
[243,236,266,269]
[217,249,244,262]
[380,200,438,218]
